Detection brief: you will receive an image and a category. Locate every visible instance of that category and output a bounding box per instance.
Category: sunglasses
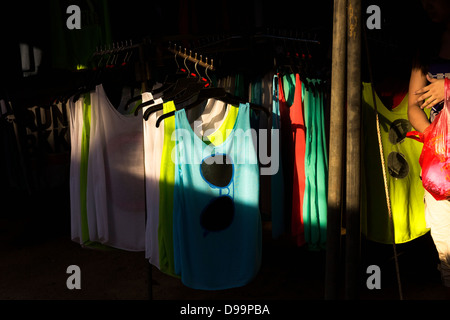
[199,153,235,233]
[387,119,411,179]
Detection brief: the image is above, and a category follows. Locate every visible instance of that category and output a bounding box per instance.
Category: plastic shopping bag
[406,78,450,201]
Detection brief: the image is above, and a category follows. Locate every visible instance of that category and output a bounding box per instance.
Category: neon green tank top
[361,82,429,244]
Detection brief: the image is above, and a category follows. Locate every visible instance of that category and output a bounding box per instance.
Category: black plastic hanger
[141,55,212,120]
[151,48,188,95]
[135,54,201,116]
[126,47,186,111]
[142,79,208,120]
[72,68,102,102]
[154,87,269,127]
[159,53,202,100]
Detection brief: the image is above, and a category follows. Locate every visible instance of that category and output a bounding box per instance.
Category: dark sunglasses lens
[389,119,411,145]
[200,195,235,232]
[388,151,409,179]
[201,154,233,188]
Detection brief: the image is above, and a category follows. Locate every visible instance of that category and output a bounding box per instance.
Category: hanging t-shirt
[68,94,85,244]
[69,93,111,250]
[361,82,429,244]
[304,79,327,250]
[316,80,329,246]
[173,103,262,290]
[270,74,286,238]
[283,73,306,247]
[278,75,294,233]
[249,76,272,220]
[158,100,178,276]
[86,84,145,251]
[255,72,274,219]
[157,99,239,277]
[142,92,164,267]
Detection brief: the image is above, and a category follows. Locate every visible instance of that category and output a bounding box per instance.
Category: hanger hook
[174,48,180,70]
[205,57,212,84]
[184,55,191,76]
[194,53,201,79]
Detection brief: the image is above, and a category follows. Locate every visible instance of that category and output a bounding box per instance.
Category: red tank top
[279,73,306,246]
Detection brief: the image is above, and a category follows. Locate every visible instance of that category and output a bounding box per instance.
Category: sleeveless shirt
[173,103,262,290]
[361,82,429,244]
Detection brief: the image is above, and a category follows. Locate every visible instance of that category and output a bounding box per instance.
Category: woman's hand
[415,74,445,109]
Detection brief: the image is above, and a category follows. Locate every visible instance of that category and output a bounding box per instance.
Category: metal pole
[345,0,362,300]
[325,0,347,300]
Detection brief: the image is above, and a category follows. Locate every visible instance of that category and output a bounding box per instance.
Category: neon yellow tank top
[361,82,429,244]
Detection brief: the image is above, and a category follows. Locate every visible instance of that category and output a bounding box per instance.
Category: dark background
[0,0,430,85]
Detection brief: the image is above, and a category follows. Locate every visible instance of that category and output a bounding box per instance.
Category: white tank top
[86,84,146,251]
[142,92,164,267]
[68,96,84,244]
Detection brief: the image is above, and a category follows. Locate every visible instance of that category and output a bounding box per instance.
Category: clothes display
[4,1,446,301]
[275,73,328,250]
[4,65,432,289]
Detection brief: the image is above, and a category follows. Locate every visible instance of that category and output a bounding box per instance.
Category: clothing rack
[90,38,152,91]
[64,33,328,301]
[93,40,141,58]
[188,29,321,51]
[167,43,215,71]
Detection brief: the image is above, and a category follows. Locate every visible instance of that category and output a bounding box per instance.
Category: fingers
[415,84,431,95]
[421,98,437,109]
[416,91,432,103]
[416,75,436,94]
[414,77,444,109]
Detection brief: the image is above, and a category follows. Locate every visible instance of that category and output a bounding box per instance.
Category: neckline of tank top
[190,99,231,138]
[279,73,301,108]
[178,103,246,150]
[96,84,144,120]
[363,82,409,112]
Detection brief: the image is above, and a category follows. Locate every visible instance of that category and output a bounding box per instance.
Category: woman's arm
[408,68,430,133]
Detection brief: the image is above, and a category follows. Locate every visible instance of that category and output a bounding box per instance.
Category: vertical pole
[345,0,361,300]
[325,0,347,300]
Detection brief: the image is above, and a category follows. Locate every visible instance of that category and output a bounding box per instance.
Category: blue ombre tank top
[173,103,262,290]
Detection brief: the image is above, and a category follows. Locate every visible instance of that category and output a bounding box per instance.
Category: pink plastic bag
[406,78,450,201]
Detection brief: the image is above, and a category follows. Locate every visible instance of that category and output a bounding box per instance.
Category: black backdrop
[0,0,432,86]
